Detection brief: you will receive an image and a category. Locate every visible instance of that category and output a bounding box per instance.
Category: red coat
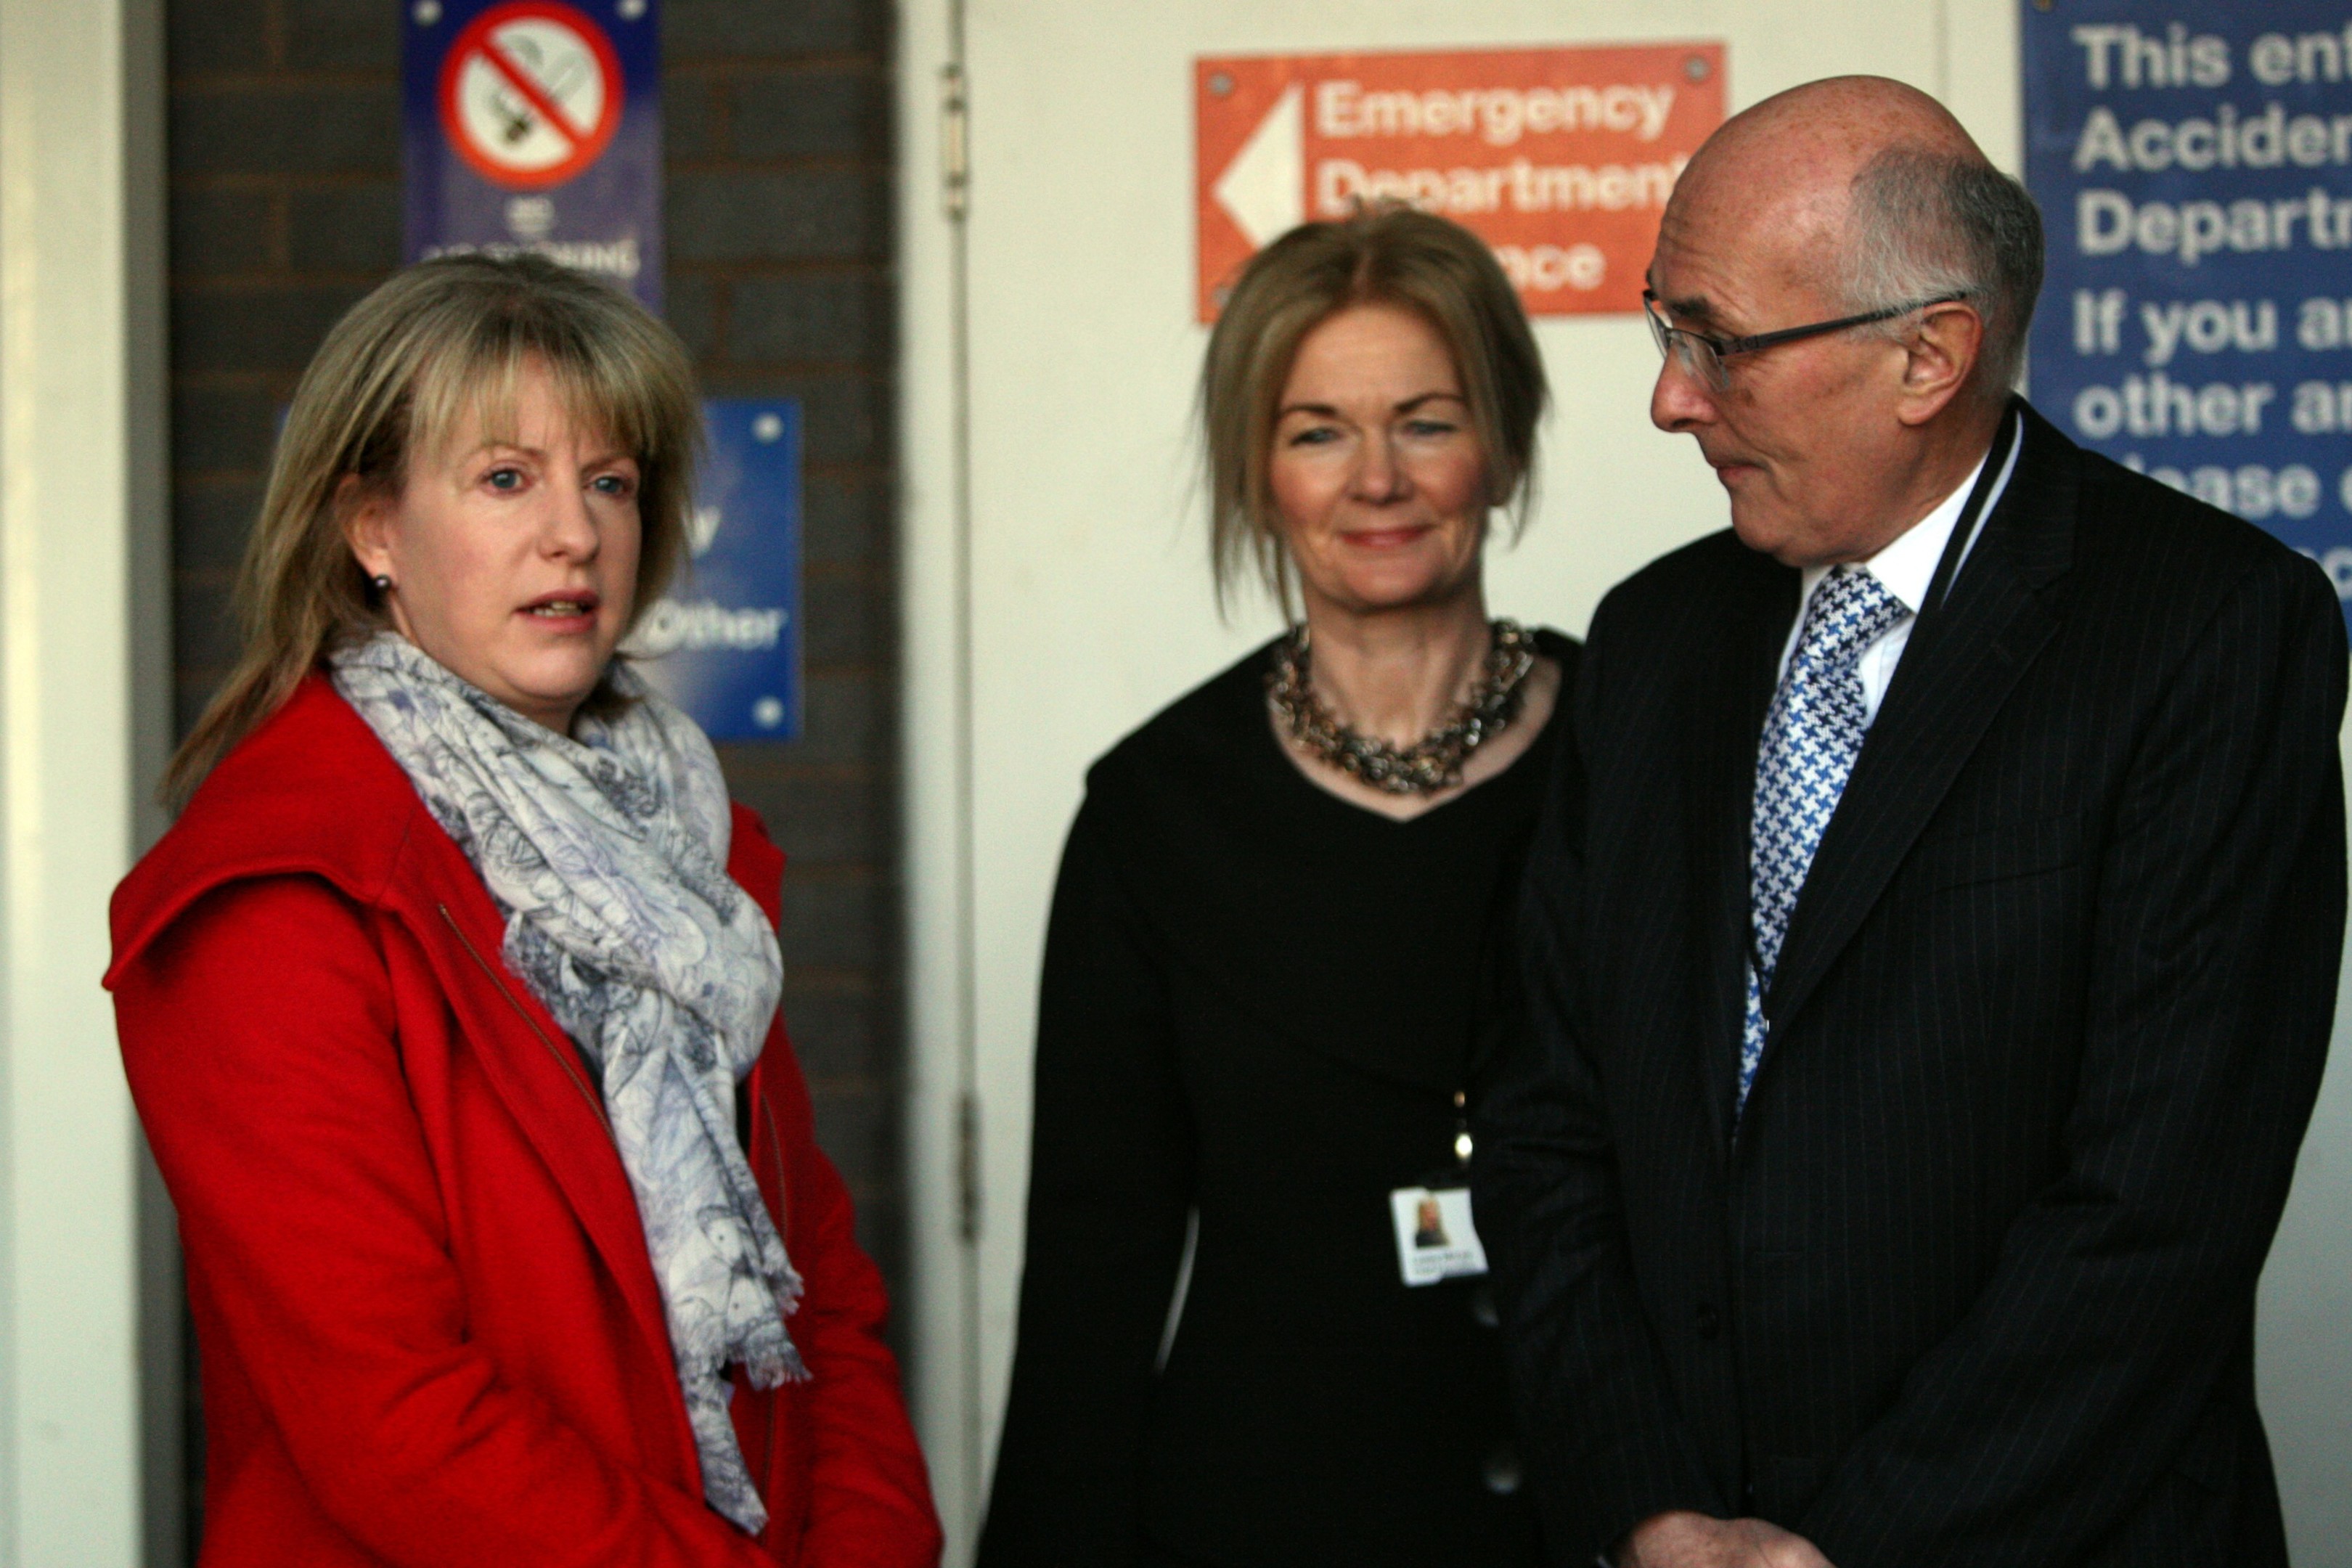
[107,677,942,1568]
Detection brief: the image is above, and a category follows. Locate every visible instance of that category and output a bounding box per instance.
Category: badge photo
[1389,1183,1488,1287]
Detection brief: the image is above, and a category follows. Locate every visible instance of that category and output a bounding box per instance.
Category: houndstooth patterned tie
[1741,565,1909,1109]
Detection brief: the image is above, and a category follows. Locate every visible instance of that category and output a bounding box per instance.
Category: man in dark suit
[1475,75,2346,1568]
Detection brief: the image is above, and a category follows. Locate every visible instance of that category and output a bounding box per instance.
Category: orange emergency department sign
[1196,44,1726,321]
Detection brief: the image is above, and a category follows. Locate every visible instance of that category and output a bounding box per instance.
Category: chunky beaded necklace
[1267,618,1537,796]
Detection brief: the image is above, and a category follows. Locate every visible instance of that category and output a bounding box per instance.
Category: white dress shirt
[1775,412,2025,724]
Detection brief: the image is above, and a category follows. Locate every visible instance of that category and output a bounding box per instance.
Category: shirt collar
[1797,412,2019,613]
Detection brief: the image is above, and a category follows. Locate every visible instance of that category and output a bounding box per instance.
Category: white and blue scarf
[332,632,800,1535]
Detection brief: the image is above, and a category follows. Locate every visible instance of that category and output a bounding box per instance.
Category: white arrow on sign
[1213,83,1303,248]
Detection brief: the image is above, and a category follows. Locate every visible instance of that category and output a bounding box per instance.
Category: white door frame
[896,0,985,1552]
[0,0,173,1561]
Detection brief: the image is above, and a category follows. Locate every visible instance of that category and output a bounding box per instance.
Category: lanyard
[1917,409,2023,622]
[1413,1088,1474,1191]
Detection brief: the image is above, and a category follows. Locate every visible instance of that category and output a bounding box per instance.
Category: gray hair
[1842,147,2043,399]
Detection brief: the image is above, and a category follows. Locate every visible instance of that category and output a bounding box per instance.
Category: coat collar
[112,675,788,1482]
[1749,399,2078,1095]
[111,673,786,971]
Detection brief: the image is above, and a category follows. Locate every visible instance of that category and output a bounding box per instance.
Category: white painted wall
[898,3,2351,1561]
[0,0,170,1561]
[2258,852,2352,1564]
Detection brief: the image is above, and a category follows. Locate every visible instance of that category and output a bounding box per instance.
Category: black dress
[979,630,1577,1567]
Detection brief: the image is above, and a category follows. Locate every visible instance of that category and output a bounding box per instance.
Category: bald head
[1689,76,1984,199]
[1643,77,2045,568]
[1664,75,2042,401]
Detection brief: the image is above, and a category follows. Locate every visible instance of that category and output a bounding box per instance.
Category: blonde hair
[1199,206,1548,607]
[165,253,702,807]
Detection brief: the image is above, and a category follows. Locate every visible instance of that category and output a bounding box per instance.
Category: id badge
[1389,1182,1487,1287]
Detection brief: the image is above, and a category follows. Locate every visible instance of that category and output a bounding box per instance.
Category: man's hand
[1615,1511,1834,1568]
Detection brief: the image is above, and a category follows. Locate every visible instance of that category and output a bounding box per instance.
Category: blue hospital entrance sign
[628,401,804,743]
[2024,4,2352,629]
[404,0,663,309]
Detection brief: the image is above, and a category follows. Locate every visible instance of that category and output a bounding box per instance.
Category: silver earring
[371,574,393,593]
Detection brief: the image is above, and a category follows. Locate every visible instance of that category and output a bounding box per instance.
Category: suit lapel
[1683,546,1800,1143]
[1760,405,2080,1051]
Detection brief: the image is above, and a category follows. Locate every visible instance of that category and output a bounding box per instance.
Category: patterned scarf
[332,632,800,1535]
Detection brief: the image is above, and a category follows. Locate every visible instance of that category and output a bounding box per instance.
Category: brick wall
[166,0,902,1545]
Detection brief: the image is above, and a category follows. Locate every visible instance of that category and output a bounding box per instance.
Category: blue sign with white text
[629,401,803,742]
[404,0,662,309]
[2024,3,2352,629]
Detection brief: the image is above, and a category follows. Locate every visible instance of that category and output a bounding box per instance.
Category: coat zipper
[759,1093,791,1251]
[436,902,610,1130]
[756,1079,796,1478]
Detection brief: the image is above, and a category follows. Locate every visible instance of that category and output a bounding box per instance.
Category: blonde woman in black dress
[980,208,1574,1567]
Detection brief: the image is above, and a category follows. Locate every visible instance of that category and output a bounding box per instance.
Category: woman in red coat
[107,253,942,1567]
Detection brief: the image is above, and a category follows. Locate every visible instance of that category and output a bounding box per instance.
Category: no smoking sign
[405,0,663,308]
[442,2,623,189]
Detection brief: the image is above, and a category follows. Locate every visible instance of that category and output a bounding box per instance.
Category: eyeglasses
[1642,288,1973,392]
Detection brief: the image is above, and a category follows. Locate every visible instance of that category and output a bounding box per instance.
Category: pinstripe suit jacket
[1474,401,2346,1568]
